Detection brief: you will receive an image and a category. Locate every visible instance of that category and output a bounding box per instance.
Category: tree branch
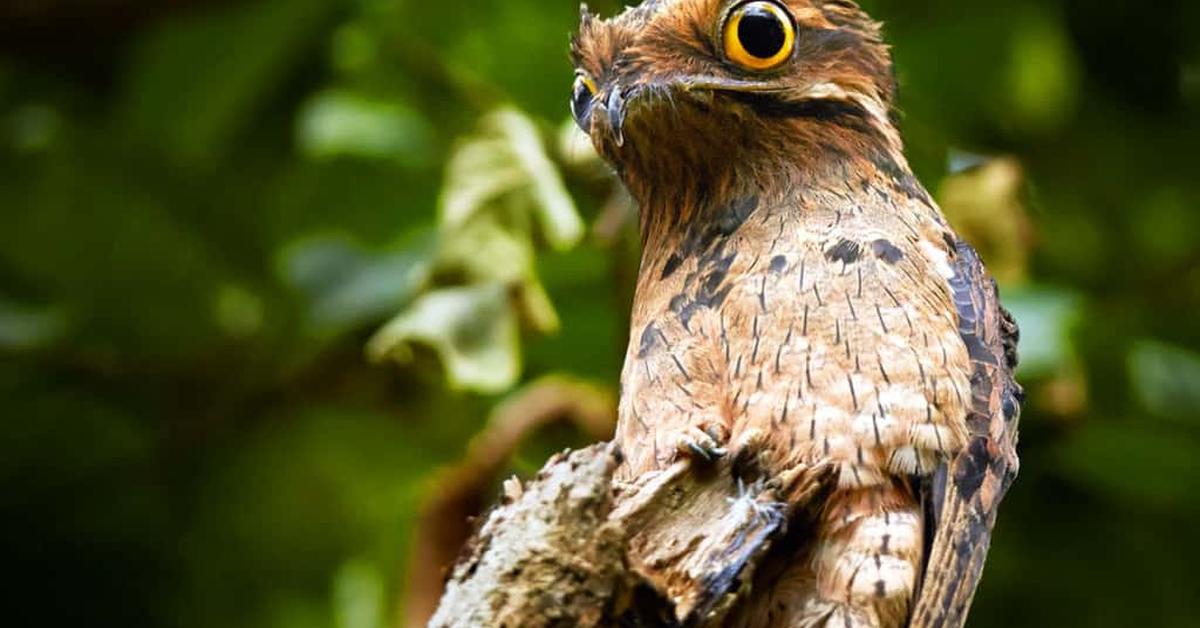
[427,444,829,627]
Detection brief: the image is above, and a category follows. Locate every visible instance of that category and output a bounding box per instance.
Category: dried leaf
[367,283,518,393]
[938,157,1035,286]
[440,108,583,250]
[437,213,532,286]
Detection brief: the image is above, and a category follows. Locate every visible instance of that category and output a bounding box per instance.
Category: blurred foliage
[0,0,1197,627]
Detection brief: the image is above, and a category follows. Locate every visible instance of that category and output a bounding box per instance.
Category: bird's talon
[674,425,729,463]
[685,440,726,461]
[687,441,712,460]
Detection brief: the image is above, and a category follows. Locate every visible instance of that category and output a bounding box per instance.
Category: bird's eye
[571,73,598,131]
[723,1,795,71]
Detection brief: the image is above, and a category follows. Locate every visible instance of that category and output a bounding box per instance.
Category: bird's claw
[674,424,729,462]
[688,441,728,461]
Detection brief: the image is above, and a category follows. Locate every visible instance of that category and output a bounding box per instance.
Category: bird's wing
[910,240,1022,628]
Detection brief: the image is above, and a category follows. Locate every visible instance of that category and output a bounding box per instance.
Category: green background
[1,0,1198,626]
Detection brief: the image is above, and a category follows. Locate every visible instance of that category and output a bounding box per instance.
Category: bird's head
[570,0,902,210]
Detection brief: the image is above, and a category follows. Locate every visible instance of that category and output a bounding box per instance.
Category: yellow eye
[723,1,795,71]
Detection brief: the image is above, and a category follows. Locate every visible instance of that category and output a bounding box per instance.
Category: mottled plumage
[570,1,1020,626]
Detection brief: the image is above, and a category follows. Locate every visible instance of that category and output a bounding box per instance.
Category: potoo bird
[570,1,1021,627]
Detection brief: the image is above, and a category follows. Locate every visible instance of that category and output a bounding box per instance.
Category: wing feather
[910,240,1022,628]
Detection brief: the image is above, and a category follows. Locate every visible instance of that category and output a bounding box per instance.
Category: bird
[569,1,1022,627]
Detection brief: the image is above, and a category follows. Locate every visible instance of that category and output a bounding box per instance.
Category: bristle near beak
[604,87,627,146]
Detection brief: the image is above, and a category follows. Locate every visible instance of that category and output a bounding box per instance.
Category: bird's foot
[765,461,835,504]
[729,427,770,475]
[730,428,834,502]
[671,422,729,463]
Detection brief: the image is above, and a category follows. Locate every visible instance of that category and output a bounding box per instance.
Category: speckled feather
[571,2,1020,626]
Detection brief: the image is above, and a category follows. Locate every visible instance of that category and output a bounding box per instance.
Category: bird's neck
[626,111,921,269]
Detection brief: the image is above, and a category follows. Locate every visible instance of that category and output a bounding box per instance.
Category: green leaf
[1059,421,1200,512]
[1002,286,1081,377]
[5,104,62,154]
[333,559,384,628]
[120,0,333,163]
[280,234,433,333]
[1005,8,1080,133]
[1129,340,1200,424]
[213,284,265,339]
[296,90,433,165]
[0,296,68,351]
[367,283,519,393]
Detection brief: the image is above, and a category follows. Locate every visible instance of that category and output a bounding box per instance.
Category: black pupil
[738,6,786,59]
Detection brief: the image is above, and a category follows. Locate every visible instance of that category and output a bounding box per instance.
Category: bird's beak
[596,77,753,148]
[681,76,785,94]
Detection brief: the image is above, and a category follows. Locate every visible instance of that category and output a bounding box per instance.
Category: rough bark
[428,444,629,628]
[427,444,829,628]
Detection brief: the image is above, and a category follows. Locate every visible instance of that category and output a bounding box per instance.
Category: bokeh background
[2,0,1198,626]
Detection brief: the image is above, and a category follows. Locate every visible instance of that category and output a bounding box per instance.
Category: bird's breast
[615,188,974,486]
